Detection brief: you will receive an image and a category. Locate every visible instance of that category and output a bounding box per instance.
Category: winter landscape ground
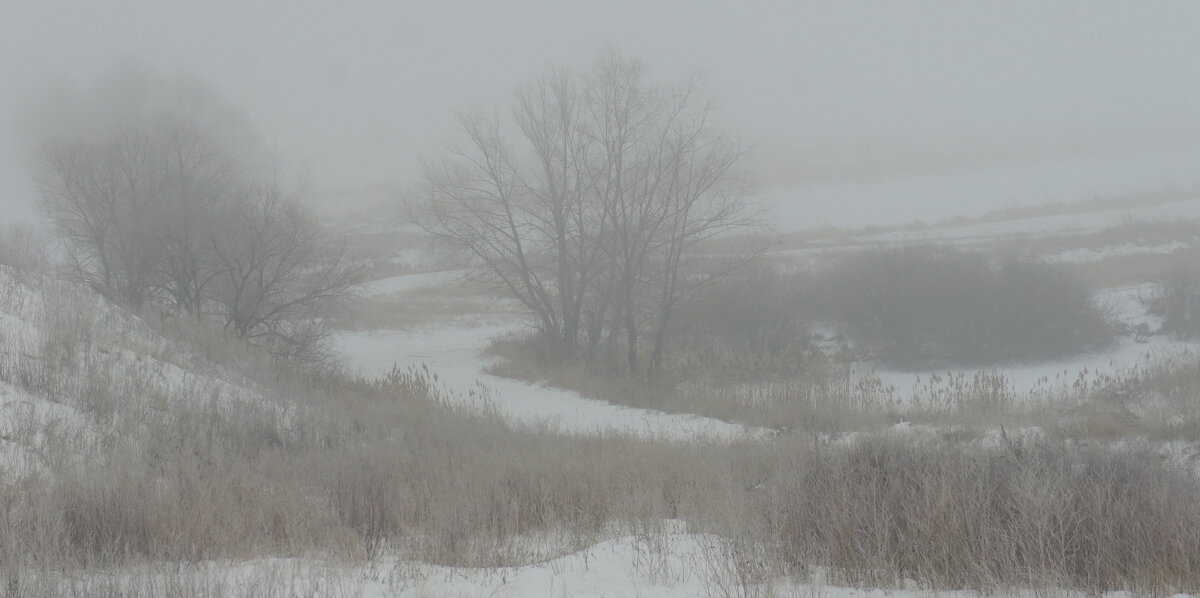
[5,4,1200,596]
[8,152,1200,595]
[324,161,1200,596]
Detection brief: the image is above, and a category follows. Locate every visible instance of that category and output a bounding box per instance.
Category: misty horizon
[4,1,1200,224]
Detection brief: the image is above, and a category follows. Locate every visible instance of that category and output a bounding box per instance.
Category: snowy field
[335,272,1200,434]
[7,186,1200,596]
[755,146,1200,231]
[845,197,1200,247]
[318,162,1200,596]
[333,187,1200,441]
[333,322,762,441]
[0,266,292,481]
[37,525,1195,598]
[869,284,1197,404]
[1044,241,1190,264]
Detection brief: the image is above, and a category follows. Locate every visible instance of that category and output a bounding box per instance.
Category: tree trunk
[648,308,671,379]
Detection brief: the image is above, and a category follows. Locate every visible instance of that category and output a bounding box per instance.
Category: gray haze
[4,0,1200,223]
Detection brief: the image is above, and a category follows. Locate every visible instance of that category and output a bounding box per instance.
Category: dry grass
[332,293,506,331]
[1058,246,1200,289]
[0,225,50,278]
[487,336,893,432]
[761,435,1200,593]
[487,325,1200,456]
[6,393,1200,595]
[4,244,1200,595]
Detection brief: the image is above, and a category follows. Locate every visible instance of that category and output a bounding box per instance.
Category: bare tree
[584,57,759,376]
[149,97,250,315]
[37,125,160,307]
[513,69,610,355]
[412,69,607,357]
[412,54,758,377]
[210,183,366,362]
[35,67,365,363]
[36,70,251,311]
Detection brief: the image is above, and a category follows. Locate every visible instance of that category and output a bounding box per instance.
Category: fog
[10,4,1200,592]
[4,0,1200,224]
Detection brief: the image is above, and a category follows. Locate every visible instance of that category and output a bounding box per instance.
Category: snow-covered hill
[0,265,290,480]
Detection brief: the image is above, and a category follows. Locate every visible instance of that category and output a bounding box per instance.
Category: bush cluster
[815,246,1112,369]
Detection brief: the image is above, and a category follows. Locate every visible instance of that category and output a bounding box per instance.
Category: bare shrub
[1050,352,1200,440]
[669,264,813,381]
[764,435,1200,593]
[816,246,1113,369]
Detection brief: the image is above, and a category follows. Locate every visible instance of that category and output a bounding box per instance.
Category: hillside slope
[0,264,290,480]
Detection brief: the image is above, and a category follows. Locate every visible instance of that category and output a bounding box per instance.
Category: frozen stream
[333,322,763,442]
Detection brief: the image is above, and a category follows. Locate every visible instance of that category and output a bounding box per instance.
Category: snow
[0,382,57,478]
[1043,241,1190,264]
[1096,284,1164,330]
[380,525,1179,598]
[756,146,1200,232]
[11,157,1200,595]
[822,197,1200,249]
[362,270,466,296]
[336,219,1200,438]
[0,265,293,476]
[766,199,1200,268]
[765,193,1200,409]
[330,147,1200,443]
[384,524,729,598]
[873,338,1193,406]
[390,247,428,270]
[332,323,764,442]
[35,526,1192,597]
[867,284,1195,404]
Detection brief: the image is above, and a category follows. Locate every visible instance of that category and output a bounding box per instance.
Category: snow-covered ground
[1044,241,1190,264]
[361,269,466,295]
[333,322,762,442]
[766,198,1200,270]
[42,525,1193,598]
[335,186,1200,440]
[755,146,1200,231]
[348,525,1082,598]
[338,261,767,441]
[849,197,1200,246]
[748,182,1200,408]
[10,153,1200,596]
[856,284,1194,404]
[361,529,1191,598]
[8,183,1200,597]
[331,285,1194,439]
[315,167,1200,594]
[0,266,286,479]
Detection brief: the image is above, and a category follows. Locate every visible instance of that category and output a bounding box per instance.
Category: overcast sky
[3,0,1200,221]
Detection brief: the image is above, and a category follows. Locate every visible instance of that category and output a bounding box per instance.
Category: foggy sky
[3,0,1200,222]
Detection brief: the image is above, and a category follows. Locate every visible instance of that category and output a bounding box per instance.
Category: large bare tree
[412,54,757,377]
